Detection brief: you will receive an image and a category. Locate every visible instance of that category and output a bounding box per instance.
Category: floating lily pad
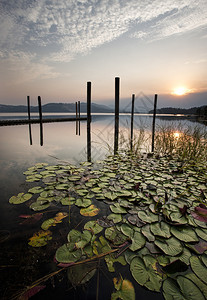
[28,186,44,194]
[55,243,82,263]
[150,222,171,238]
[137,211,158,223]
[67,262,97,287]
[110,203,127,214]
[190,256,207,284]
[111,277,135,300]
[30,200,51,211]
[130,256,162,292]
[80,205,100,217]
[84,221,103,234]
[75,198,92,208]
[171,226,199,242]
[9,193,32,204]
[105,227,128,245]
[154,237,183,256]
[28,230,52,247]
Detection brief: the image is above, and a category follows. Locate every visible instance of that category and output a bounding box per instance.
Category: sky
[0,0,207,109]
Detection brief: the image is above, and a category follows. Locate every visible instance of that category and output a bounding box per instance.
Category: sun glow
[172,87,190,96]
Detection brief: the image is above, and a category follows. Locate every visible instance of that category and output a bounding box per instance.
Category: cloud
[0,0,206,66]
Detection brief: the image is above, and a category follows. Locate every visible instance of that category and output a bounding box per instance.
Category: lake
[0,113,206,299]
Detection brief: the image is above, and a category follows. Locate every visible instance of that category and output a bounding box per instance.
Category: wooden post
[76,102,78,135]
[114,77,120,155]
[151,94,158,152]
[130,94,135,151]
[78,100,80,136]
[87,82,91,162]
[27,96,32,145]
[38,96,43,146]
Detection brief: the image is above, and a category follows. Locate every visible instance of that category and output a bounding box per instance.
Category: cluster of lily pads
[9,152,207,299]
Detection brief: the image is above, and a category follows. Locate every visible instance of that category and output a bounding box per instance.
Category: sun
[172,87,190,96]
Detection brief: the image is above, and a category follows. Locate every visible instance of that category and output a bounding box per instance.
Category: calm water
[0,113,205,299]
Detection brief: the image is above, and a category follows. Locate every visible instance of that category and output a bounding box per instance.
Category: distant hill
[0,102,114,113]
[149,105,207,116]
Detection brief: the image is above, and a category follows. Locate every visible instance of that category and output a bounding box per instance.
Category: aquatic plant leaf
[154,237,183,256]
[9,193,32,204]
[55,243,82,263]
[75,198,92,208]
[169,212,188,224]
[110,203,127,214]
[107,213,122,224]
[190,256,207,284]
[137,211,158,223]
[169,248,191,265]
[104,192,118,200]
[186,240,207,254]
[80,205,100,217]
[130,256,162,292]
[30,201,50,211]
[195,228,207,240]
[186,273,207,299]
[171,226,199,242]
[177,276,205,300]
[67,262,96,287]
[28,230,52,247]
[191,205,207,223]
[141,224,155,242]
[105,227,128,245]
[28,186,44,194]
[60,197,76,205]
[150,222,171,238]
[120,224,134,237]
[69,175,81,181]
[67,229,82,243]
[41,218,55,230]
[75,230,92,249]
[105,255,127,272]
[111,277,135,300]
[130,231,146,251]
[84,220,103,234]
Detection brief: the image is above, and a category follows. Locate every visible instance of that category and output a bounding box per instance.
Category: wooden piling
[87,82,91,162]
[151,94,158,152]
[78,100,80,136]
[27,96,32,145]
[76,102,78,135]
[38,96,43,146]
[114,77,120,155]
[130,94,135,151]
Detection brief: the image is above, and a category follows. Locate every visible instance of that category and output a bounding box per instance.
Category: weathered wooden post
[38,96,43,146]
[151,94,158,152]
[87,82,91,162]
[27,96,32,145]
[114,77,120,155]
[76,102,78,135]
[130,94,135,151]
[78,100,80,136]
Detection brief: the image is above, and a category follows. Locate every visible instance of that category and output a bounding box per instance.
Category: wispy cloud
[0,0,206,68]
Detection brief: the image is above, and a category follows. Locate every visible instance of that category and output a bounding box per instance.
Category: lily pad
[137,211,158,223]
[67,262,96,287]
[190,256,207,284]
[154,237,183,256]
[80,205,100,217]
[150,222,171,238]
[105,227,128,245]
[9,193,32,204]
[130,256,162,292]
[84,221,103,234]
[55,243,82,263]
[111,277,135,300]
[171,226,199,242]
[75,198,92,208]
[28,230,52,247]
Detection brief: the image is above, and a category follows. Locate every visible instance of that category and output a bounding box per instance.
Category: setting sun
[172,87,191,96]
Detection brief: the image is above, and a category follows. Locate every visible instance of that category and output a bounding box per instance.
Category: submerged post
[38,96,43,146]
[87,82,91,162]
[76,102,78,135]
[114,77,120,155]
[130,94,135,151]
[27,96,32,145]
[78,100,80,136]
[151,94,158,152]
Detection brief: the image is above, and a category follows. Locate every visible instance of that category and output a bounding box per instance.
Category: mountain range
[0,102,114,113]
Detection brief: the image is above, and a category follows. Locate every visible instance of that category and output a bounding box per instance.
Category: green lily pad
[30,201,51,211]
[110,203,127,214]
[9,193,32,204]
[84,221,103,234]
[80,205,100,217]
[28,186,44,194]
[154,237,183,256]
[67,262,96,287]
[150,222,171,238]
[171,226,199,242]
[28,230,52,247]
[75,198,92,208]
[130,256,162,292]
[107,213,122,224]
[137,211,158,223]
[105,227,128,245]
[141,224,155,242]
[111,277,135,300]
[55,243,82,263]
[190,256,207,284]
